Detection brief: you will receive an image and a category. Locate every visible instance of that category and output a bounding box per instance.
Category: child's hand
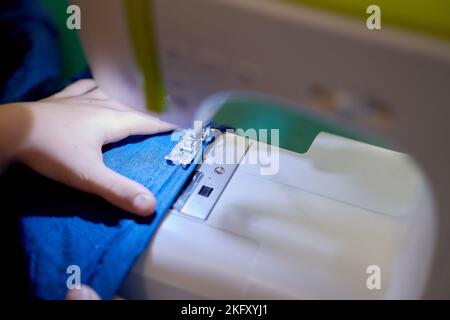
[0,80,176,216]
[66,284,122,300]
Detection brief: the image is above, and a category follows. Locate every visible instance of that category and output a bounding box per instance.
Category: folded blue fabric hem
[19,132,196,299]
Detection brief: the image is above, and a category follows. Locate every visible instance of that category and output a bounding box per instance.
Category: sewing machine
[75,0,450,298]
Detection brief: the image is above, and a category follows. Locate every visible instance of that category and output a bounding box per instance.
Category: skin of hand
[0,79,176,216]
[66,285,102,300]
[66,284,123,300]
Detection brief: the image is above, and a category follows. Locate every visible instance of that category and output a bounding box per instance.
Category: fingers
[97,97,134,112]
[120,112,177,135]
[46,79,147,113]
[48,79,98,99]
[66,285,101,300]
[47,79,133,111]
[80,87,109,100]
[105,111,177,144]
[70,87,134,111]
[83,163,156,216]
[78,87,131,110]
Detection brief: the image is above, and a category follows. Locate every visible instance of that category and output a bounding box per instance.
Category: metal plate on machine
[173,135,250,220]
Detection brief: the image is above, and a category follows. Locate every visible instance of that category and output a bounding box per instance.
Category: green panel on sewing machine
[211,95,392,154]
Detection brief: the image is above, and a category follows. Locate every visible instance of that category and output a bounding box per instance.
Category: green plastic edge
[123,0,166,113]
[212,96,394,154]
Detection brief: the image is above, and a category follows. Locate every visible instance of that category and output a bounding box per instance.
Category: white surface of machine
[75,0,450,298]
[120,131,432,299]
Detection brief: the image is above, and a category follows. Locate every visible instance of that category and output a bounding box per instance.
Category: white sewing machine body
[75,0,450,298]
[120,132,433,299]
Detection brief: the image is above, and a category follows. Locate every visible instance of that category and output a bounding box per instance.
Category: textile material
[4,132,196,299]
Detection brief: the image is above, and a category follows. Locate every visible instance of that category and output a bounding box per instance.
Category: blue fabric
[14,133,197,299]
[0,0,199,300]
[0,0,91,299]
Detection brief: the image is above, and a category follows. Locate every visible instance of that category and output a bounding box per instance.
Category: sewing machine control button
[214,166,225,175]
[198,185,213,197]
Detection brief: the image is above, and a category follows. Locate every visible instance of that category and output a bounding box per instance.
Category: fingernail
[133,193,155,215]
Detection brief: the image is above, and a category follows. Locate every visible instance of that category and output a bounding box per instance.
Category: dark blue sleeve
[0,0,69,103]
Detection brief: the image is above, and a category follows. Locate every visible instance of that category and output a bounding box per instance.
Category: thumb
[83,162,156,216]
